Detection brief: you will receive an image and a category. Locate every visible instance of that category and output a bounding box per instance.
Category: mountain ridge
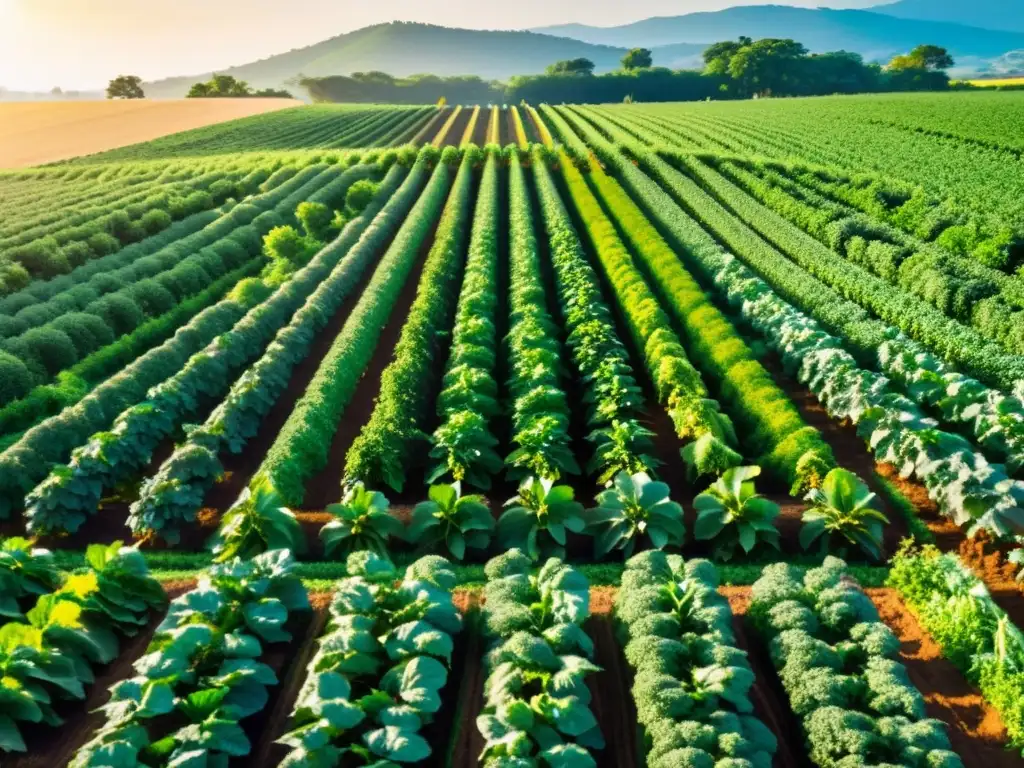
[142,22,707,99]
[532,6,1024,60]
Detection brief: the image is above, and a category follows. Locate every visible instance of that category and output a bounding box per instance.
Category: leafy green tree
[889,44,954,72]
[702,37,752,75]
[106,75,145,99]
[545,58,595,77]
[728,38,808,97]
[621,48,654,71]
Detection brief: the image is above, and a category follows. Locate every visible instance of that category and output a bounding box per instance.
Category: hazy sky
[0,0,880,91]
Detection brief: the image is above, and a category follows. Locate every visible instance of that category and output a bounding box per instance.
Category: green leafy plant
[800,468,889,560]
[588,471,684,558]
[497,476,586,560]
[407,481,494,560]
[0,537,60,621]
[478,551,603,767]
[680,432,744,482]
[693,466,780,560]
[616,551,777,768]
[321,482,402,558]
[276,551,461,766]
[209,477,305,562]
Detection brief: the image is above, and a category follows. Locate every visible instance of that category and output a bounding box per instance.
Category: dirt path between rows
[868,588,1016,766]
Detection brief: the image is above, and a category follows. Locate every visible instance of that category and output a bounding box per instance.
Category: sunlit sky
[0,0,880,91]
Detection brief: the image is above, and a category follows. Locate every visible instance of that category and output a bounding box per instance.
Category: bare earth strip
[0,98,300,168]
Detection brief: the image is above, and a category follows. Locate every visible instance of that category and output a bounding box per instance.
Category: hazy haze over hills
[142,23,707,99]
[533,6,1024,60]
[873,0,1024,34]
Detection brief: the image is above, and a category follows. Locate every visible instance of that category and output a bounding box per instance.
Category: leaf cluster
[478,550,604,767]
[276,551,461,766]
[616,551,776,768]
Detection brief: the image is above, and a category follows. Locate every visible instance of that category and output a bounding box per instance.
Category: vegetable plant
[616,551,777,768]
[587,471,684,558]
[209,476,305,562]
[321,482,402,558]
[693,466,780,560]
[478,550,603,767]
[800,468,889,560]
[497,476,586,560]
[407,481,494,560]
[277,551,461,766]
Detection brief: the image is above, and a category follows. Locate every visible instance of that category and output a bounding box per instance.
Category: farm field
[0,99,300,167]
[2,92,1024,767]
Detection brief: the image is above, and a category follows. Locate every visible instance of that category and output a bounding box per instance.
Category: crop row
[254,147,451,506]
[345,146,477,492]
[128,164,411,544]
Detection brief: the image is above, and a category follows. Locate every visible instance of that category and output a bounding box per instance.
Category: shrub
[0,315,26,338]
[345,179,379,216]
[7,239,69,278]
[89,293,145,335]
[14,303,63,328]
[130,279,177,316]
[86,231,121,256]
[12,327,79,375]
[295,201,332,240]
[89,272,126,295]
[49,313,115,356]
[138,208,172,235]
[0,351,33,403]
[60,241,94,268]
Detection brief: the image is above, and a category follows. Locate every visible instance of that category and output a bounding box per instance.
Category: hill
[872,0,1024,34]
[0,99,297,168]
[142,22,707,99]
[533,6,1024,61]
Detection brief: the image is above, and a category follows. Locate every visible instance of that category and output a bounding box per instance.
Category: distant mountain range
[873,0,1024,35]
[533,6,1024,61]
[142,22,706,99]
[11,3,1016,102]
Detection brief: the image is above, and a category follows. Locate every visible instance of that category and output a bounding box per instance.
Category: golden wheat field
[0,98,299,167]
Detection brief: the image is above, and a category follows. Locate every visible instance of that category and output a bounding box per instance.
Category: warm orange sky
[0,0,879,91]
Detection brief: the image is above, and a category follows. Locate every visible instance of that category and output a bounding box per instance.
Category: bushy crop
[478,550,604,767]
[531,148,653,483]
[429,150,503,489]
[276,551,461,766]
[130,164,409,542]
[616,551,776,768]
[345,147,477,491]
[1,541,167,754]
[889,544,1024,754]
[252,147,447,506]
[750,557,964,768]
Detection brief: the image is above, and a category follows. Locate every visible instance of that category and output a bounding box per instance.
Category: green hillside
[143,22,707,98]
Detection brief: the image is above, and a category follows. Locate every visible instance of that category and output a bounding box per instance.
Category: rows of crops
[3,91,1024,766]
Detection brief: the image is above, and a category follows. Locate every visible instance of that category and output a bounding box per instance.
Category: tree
[187,74,252,98]
[545,58,595,77]
[702,37,752,76]
[728,38,808,97]
[621,48,653,71]
[106,75,145,100]
[889,44,954,72]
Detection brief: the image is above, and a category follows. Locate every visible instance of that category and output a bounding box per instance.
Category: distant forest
[302,38,957,104]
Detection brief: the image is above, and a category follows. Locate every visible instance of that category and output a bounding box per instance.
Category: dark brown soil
[586,613,639,768]
[444,109,473,148]
[721,587,811,768]
[7,584,192,768]
[472,108,489,147]
[251,593,331,767]
[202,247,385,517]
[412,108,451,146]
[445,598,487,768]
[868,588,1018,766]
[300,227,433,510]
[506,108,518,147]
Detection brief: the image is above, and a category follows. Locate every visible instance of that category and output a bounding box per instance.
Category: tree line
[106,74,291,100]
[302,39,959,104]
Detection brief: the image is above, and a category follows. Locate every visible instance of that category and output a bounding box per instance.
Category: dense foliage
[616,551,777,768]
